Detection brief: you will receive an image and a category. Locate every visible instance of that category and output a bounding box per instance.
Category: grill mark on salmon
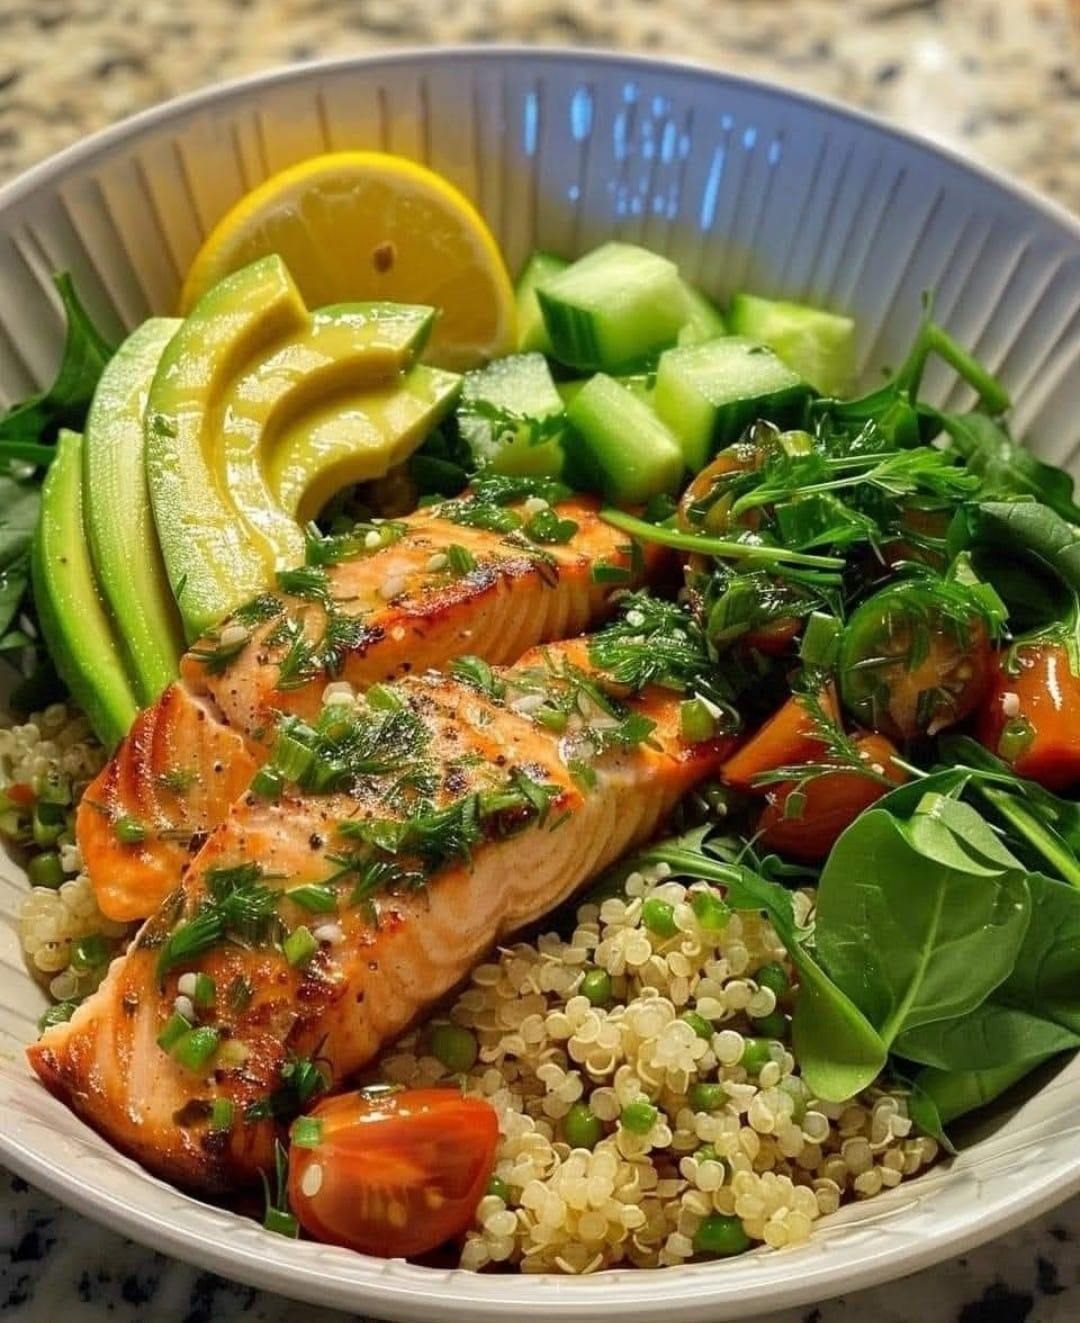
[32,638,729,1192]
[78,497,657,923]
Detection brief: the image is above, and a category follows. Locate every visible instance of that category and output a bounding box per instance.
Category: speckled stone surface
[0,1,1078,1319]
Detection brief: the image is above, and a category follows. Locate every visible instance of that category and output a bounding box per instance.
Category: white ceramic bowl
[0,47,1077,1323]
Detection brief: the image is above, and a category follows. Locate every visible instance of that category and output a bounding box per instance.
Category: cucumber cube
[458,352,565,477]
[565,374,684,503]
[654,336,808,472]
[515,252,568,354]
[537,242,688,372]
[728,293,855,397]
[677,283,727,346]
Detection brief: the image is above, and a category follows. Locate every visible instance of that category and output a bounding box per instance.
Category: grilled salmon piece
[79,494,656,922]
[33,636,730,1192]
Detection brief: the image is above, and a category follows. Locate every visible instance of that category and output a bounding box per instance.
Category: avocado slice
[270,364,462,522]
[220,301,436,570]
[33,430,139,751]
[146,255,307,641]
[147,255,441,640]
[84,318,186,705]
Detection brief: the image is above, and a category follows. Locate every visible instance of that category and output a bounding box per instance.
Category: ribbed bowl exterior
[0,48,1076,1323]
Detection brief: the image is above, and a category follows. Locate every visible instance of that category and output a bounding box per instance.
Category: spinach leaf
[935,412,1080,523]
[0,273,114,451]
[909,1057,1059,1133]
[815,794,1031,1045]
[896,1001,1079,1071]
[948,500,1080,636]
[995,871,1080,1033]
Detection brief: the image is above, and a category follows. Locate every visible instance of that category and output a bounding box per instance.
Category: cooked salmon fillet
[32,636,730,1192]
[79,494,657,923]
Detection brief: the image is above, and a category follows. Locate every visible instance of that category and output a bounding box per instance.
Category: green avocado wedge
[146,255,440,641]
[84,317,185,705]
[33,430,139,752]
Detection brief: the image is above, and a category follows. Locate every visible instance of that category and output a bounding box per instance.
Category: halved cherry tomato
[838,579,992,742]
[5,782,35,809]
[742,616,802,656]
[677,442,763,535]
[977,643,1080,791]
[722,687,840,793]
[288,1088,498,1259]
[757,732,906,861]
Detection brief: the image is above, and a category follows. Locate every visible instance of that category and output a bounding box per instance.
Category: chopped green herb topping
[152,861,282,979]
[304,519,407,567]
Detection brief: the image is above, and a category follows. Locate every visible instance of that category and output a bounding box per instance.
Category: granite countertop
[1,1,1078,1320]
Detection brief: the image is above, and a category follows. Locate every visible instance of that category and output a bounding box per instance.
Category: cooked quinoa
[379,863,938,1274]
[1,704,126,1005]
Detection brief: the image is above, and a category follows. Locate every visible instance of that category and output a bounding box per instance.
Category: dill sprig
[153,861,282,979]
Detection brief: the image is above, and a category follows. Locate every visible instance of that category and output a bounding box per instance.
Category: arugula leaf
[0,273,114,449]
[935,411,1080,524]
[814,795,1031,1046]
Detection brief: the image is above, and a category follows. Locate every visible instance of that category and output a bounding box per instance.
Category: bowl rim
[0,42,1077,1320]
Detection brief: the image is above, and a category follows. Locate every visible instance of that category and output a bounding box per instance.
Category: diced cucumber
[728,293,855,397]
[565,374,684,503]
[515,252,568,354]
[458,352,565,477]
[537,242,688,372]
[654,336,808,472]
[677,283,727,346]
[556,379,588,409]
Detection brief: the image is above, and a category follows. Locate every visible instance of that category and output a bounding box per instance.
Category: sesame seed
[173,994,195,1022]
[427,552,449,572]
[177,973,198,998]
[364,529,382,549]
[1002,691,1021,717]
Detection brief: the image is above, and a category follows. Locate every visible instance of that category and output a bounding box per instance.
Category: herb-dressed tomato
[722,688,840,792]
[977,642,1080,790]
[757,732,906,861]
[287,1088,499,1259]
[838,579,992,742]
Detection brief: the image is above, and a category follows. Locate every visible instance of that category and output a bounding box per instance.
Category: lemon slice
[179,151,515,371]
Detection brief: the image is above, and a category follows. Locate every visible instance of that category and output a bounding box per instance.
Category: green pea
[487,1175,510,1202]
[27,851,64,889]
[695,1144,721,1166]
[751,1011,789,1041]
[754,962,790,1000]
[580,968,613,1007]
[740,1037,775,1076]
[642,898,677,938]
[679,1011,712,1040]
[429,1023,478,1074]
[620,1099,658,1135]
[689,1082,725,1113]
[564,1101,603,1149]
[693,1213,751,1257]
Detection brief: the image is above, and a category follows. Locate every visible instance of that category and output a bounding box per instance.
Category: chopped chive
[71,933,109,971]
[193,972,217,1009]
[38,1000,78,1034]
[27,851,64,889]
[799,611,840,668]
[172,1026,220,1072]
[263,1207,299,1238]
[446,543,478,575]
[209,1097,235,1131]
[250,767,284,801]
[156,1010,193,1052]
[114,815,147,845]
[284,926,318,968]
[365,683,403,711]
[679,698,717,744]
[535,705,569,733]
[287,884,337,914]
[273,733,316,783]
[526,509,578,545]
[290,1115,324,1149]
[590,560,632,584]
